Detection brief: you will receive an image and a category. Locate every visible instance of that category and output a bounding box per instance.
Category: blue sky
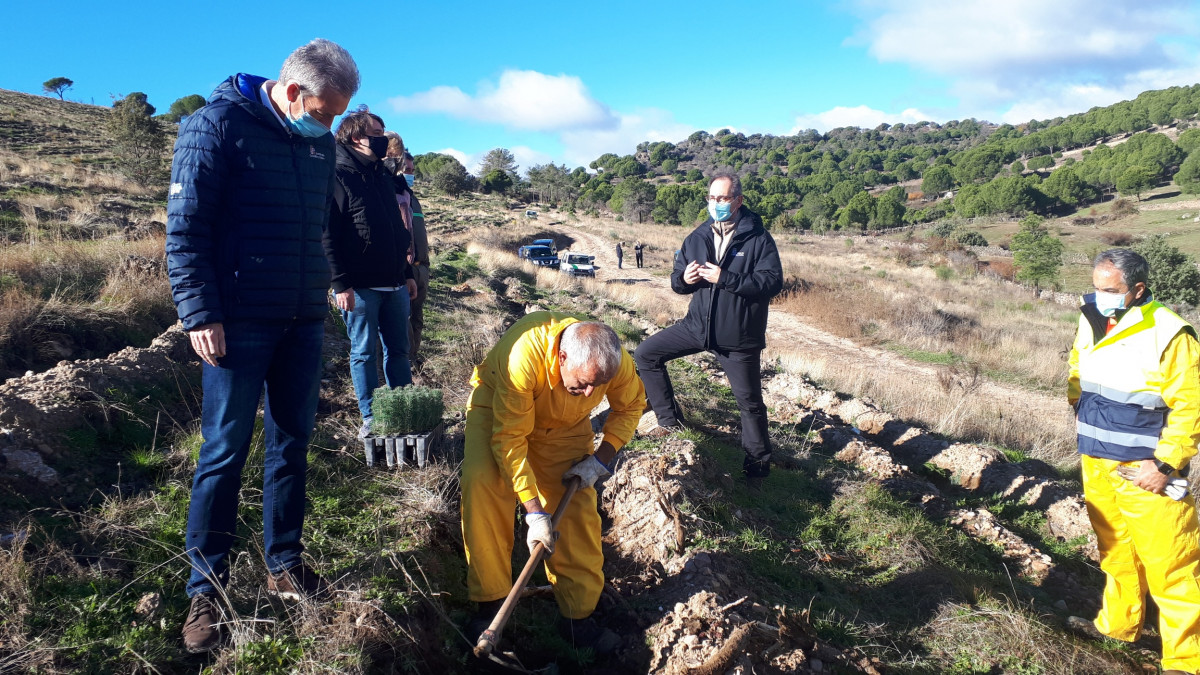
[3,0,1200,174]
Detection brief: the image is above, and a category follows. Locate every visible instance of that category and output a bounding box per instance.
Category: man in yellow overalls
[1068,248,1200,675]
[461,312,645,654]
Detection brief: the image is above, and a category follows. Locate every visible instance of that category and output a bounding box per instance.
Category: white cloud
[996,62,1200,123]
[432,147,476,171]
[790,105,933,133]
[389,69,618,132]
[559,108,695,166]
[857,0,1192,85]
[510,146,555,175]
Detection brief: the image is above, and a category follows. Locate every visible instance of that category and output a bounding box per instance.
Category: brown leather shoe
[267,563,330,602]
[181,592,224,654]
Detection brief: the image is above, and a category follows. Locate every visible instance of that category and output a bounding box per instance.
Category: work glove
[525,512,557,555]
[562,455,612,490]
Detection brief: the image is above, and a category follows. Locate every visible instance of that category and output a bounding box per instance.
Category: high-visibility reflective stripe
[1077,420,1160,449]
[1079,380,1167,409]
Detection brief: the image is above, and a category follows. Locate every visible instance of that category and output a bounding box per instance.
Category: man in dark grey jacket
[166,38,358,653]
[634,174,783,487]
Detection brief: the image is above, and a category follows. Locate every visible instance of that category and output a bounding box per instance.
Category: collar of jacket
[698,205,762,241]
[1080,290,1155,344]
[221,73,299,139]
[335,141,382,173]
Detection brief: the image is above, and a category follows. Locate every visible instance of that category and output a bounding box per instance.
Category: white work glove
[562,455,612,489]
[525,512,556,555]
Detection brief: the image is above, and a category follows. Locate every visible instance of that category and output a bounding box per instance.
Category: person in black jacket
[166,39,358,654]
[324,108,418,439]
[634,174,783,487]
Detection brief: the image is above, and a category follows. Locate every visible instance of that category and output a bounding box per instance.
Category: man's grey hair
[279,38,360,99]
[1094,248,1149,287]
[560,322,622,382]
[709,172,742,198]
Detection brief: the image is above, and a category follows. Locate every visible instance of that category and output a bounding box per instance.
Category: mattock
[474,476,583,659]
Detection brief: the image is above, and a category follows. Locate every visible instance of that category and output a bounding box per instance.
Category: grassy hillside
[0,86,1181,674]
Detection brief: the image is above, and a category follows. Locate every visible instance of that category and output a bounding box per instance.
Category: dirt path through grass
[552,214,1075,459]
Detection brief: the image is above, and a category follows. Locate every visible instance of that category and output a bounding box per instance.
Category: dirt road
[552,215,1075,458]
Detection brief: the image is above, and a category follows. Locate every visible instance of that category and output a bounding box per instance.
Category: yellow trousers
[1082,455,1200,672]
[461,411,603,619]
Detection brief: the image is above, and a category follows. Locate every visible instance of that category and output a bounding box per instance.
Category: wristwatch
[1153,459,1175,476]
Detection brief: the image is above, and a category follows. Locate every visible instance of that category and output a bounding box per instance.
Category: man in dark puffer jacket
[323,108,417,437]
[634,174,783,488]
[165,39,358,654]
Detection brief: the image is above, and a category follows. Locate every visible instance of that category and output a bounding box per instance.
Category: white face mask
[1094,290,1128,317]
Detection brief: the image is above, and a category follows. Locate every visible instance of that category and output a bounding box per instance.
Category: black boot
[559,616,621,656]
[466,599,505,644]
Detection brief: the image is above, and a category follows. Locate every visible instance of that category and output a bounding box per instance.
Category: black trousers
[634,324,771,476]
[635,251,643,267]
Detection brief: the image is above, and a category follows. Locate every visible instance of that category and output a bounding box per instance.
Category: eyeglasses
[706,195,736,204]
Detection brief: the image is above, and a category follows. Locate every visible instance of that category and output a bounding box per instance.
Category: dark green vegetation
[413,84,1200,240]
[371,385,445,435]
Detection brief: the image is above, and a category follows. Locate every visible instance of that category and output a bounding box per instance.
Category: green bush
[954,230,988,247]
[371,385,444,435]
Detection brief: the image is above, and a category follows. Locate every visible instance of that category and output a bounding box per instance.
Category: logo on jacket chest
[309,145,326,161]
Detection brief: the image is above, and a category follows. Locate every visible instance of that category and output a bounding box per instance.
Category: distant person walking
[323,109,417,439]
[634,241,644,268]
[634,174,782,489]
[1066,248,1200,675]
[165,39,358,654]
[615,241,624,269]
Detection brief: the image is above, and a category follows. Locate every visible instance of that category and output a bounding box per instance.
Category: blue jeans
[185,319,324,597]
[342,288,412,422]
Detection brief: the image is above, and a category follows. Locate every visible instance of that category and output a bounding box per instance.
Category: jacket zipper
[292,136,306,319]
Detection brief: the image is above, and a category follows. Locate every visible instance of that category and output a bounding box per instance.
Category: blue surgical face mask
[1094,290,1128,317]
[404,174,415,188]
[708,201,733,222]
[286,93,330,138]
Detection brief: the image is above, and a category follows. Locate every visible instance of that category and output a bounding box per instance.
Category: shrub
[954,230,988,247]
[1110,198,1138,217]
[1133,235,1200,305]
[930,221,958,239]
[107,92,168,187]
[1099,231,1134,246]
[371,385,444,435]
[983,258,1015,280]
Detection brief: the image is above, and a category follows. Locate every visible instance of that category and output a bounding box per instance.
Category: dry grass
[924,598,1135,674]
[772,240,1077,393]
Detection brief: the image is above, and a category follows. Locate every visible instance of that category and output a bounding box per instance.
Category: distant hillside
[562,84,1200,231]
[0,88,115,160]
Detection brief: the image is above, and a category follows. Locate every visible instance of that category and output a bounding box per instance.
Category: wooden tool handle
[474,477,582,658]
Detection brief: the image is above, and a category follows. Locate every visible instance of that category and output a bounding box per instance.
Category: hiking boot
[358,420,373,440]
[641,424,682,439]
[559,616,621,656]
[181,592,224,654]
[1066,616,1109,642]
[267,563,330,602]
[465,599,505,645]
[746,475,765,494]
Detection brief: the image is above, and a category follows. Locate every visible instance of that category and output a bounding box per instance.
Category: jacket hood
[209,74,293,137]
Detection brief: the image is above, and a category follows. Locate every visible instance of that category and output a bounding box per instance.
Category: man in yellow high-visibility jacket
[1068,248,1200,675]
[461,312,645,654]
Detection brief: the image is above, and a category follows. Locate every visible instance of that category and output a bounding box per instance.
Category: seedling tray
[362,422,444,469]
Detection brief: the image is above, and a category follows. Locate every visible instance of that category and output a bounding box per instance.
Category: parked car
[525,209,538,219]
[531,238,557,254]
[560,253,595,277]
[517,245,560,269]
